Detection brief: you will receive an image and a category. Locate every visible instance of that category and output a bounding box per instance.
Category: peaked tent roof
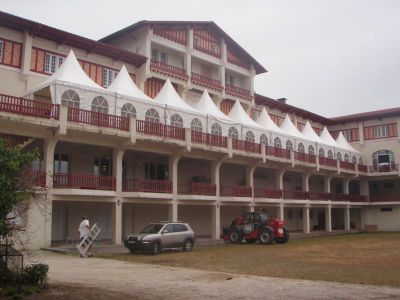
[228,100,263,129]
[301,121,327,145]
[336,132,360,153]
[256,108,285,134]
[154,79,198,113]
[320,127,339,147]
[190,90,236,123]
[107,65,152,100]
[280,115,311,141]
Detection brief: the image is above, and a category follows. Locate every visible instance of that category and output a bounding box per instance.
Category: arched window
[344,154,349,162]
[121,103,136,118]
[260,134,268,145]
[337,152,342,161]
[191,118,202,132]
[308,145,314,155]
[274,137,282,148]
[372,150,395,170]
[352,155,357,164]
[211,123,222,136]
[145,108,160,123]
[228,127,239,140]
[359,157,363,165]
[171,114,183,128]
[61,90,80,108]
[327,150,333,159]
[319,148,325,157]
[91,96,108,114]
[286,140,293,151]
[297,143,305,153]
[245,131,255,143]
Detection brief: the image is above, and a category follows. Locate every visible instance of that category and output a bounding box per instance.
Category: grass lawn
[100,232,400,287]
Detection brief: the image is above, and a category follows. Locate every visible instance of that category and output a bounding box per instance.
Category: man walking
[78,215,93,257]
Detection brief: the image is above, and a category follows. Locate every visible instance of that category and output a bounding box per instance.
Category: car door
[160,224,175,249]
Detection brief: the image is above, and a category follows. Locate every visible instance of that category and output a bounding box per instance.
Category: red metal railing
[0,94,59,119]
[331,193,349,201]
[193,43,221,58]
[191,72,223,91]
[32,171,46,187]
[319,157,337,168]
[254,189,282,199]
[68,107,129,131]
[340,161,356,171]
[308,192,331,201]
[358,164,368,173]
[283,190,309,200]
[225,84,253,101]
[220,185,252,197]
[369,164,398,173]
[123,178,172,193]
[153,29,187,45]
[178,182,216,196]
[369,195,399,202]
[265,146,291,159]
[137,120,185,141]
[294,152,316,164]
[232,139,261,154]
[53,173,116,190]
[348,195,369,202]
[150,60,189,80]
[191,131,227,148]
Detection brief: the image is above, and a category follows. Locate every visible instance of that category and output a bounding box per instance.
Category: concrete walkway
[27,251,400,300]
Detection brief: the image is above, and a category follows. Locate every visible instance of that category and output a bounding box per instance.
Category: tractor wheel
[275,228,289,244]
[245,239,257,244]
[229,229,243,244]
[258,228,275,245]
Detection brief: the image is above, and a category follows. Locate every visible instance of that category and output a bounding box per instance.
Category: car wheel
[183,239,193,252]
[129,248,136,254]
[151,242,159,255]
[258,228,274,245]
[229,228,243,244]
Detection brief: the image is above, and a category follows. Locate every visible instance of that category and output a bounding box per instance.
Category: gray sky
[2,0,400,117]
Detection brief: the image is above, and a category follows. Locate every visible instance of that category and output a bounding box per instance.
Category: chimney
[277,98,287,104]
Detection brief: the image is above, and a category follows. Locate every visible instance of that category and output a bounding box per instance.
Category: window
[228,127,238,140]
[343,129,353,142]
[297,143,305,153]
[191,118,202,132]
[0,39,3,63]
[151,49,159,61]
[286,140,293,151]
[44,52,63,74]
[245,131,255,143]
[226,75,235,86]
[308,145,314,155]
[173,224,188,232]
[91,96,108,114]
[211,123,222,136]
[160,52,168,64]
[359,157,363,165]
[337,152,342,161]
[103,68,117,88]
[53,153,69,173]
[121,103,136,118]
[61,90,80,108]
[145,108,160,123]
[274,137,282,148]
[171,114,183,128]
[145,162,168,180]
[373,125,389,138]
[251,110,261,121]
[260,134,268,145]
[372,150,395,170]
[319,148,325,157]
[162,224,174,233]
[328,150,333,159]
[344,154,349,162]
[352,155,357,164]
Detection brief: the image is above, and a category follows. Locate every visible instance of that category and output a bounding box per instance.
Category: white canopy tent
[228,100,264,129]
[320,127,339,148]
[280,115,314,144]
[336,132,361,154]
[256,108,286,134]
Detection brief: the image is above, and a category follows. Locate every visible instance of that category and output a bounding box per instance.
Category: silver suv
[124,222,195,255]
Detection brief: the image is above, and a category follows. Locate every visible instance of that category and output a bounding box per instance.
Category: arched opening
[61,90,80,108]
[145,108,160,123]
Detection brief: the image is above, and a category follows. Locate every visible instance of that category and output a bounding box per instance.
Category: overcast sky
[2,0,399,117]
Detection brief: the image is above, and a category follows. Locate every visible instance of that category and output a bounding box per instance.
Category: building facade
[0,11,399,249]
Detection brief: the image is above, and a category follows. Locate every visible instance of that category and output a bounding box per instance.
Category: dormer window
[44,52,63,74]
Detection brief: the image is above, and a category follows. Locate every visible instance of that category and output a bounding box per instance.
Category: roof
[0,10,147,67]
[280,115,311,141]
[302,121,327,145]
[228,101,263,129]
[99,21,267,74]
[320,127,339,147]
[329,107,400,124]
[256,107,285,134]
[336,132,360,154]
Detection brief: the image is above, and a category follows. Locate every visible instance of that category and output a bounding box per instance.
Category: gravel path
[29,251,400,300]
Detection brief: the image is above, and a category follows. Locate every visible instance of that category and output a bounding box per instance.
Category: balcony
[294,152,316,164]
[53,173,116,190]
[178,182,216,196]
[191,72,223,91]
[340,161,356,171]
[225,84,253,101]
[123,178,172,193]
[254,189,282,199]
[220,185,252,197]
[308,192,331,201]
[369,164,399,173]
[137,120,185,141]
[369,195,399,202]
[232,139,261,154]
[191,131,227,148]
[150,60,189,80]
[319,157,337,168]
[265,146,291,160]
[331,194,368,202]
[32,171,46,188]
[283,190,309,200]
[68,107,129,131]
[0,94,59,119]
[358,164,368,173]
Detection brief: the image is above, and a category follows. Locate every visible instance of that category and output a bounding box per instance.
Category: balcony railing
[178,182,216,196]
[319,157,337,168]
[369,195,399,202]
[193,44,221,58]
[123,178,172,193]
[308,192,331,201]
[191,131,227,148]
[150,60,189,80]
[358,164,368,173]
[340,161,356,171]
[68,107,129,131]
[283,190,309,200]
[220,185,252,197]
[254,188,283,199]
[191,72,223,91]
[32,171,46,188]
[265,146,291,159]
[137,120,185,140]
[225,84,253,101]
[53,173,116,190]
[232,139,261,154]
[0,94,59,119]
[369,164,399,173]
[294,152,316,164]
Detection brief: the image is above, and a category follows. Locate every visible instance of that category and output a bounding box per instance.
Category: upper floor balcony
[191,72,223,92]
[150,59,189,81]
[369,164,399,173]
[178,182,216,196]
[225,84,253,101]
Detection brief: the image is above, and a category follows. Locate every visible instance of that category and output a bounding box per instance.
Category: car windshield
[139,224,164,234]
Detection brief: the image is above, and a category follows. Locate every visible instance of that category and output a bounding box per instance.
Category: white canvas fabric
[336,132,361,154]
[228,100,263,129]
[320,127,339,147]
[280,115,312,141]
[302,121,327,145]
[256,108,285,134]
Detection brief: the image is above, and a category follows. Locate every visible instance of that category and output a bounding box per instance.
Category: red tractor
[222,212,289,244]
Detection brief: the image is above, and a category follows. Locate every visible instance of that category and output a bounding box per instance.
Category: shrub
[22,263,48,287]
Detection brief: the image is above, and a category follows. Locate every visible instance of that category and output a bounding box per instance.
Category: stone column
[43,138,58,189]
[303,206,310,234]
[168,202,178,222]
[325,205,332,232]
[169,155,182,196]
[344,206,351,231]
[211,203,221,240]
[112,199,123,245]
[113,148,126,194]
[278,203,284,220]
[211,160,224,197]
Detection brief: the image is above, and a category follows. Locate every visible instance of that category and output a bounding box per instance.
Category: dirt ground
[24,248,400,300]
